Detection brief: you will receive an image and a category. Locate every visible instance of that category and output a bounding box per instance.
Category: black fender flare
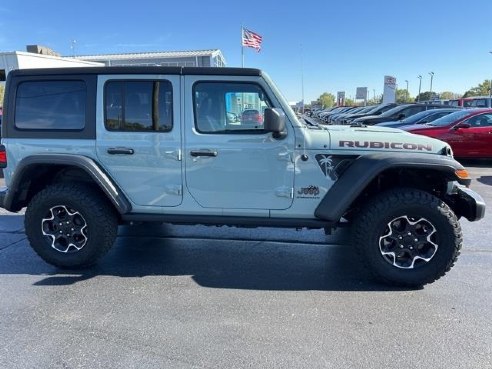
[314,153,468,222]
[3,154,131,214]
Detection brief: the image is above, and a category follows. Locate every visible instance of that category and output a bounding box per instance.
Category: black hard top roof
[8,66,263,78]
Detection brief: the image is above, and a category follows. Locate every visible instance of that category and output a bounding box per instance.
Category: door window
[193,82,271,133]
[104,80,173,132]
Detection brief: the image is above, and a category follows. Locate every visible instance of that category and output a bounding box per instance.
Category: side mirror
[264,108,286,139]
[398,113,406,120]
[453,122,471,130]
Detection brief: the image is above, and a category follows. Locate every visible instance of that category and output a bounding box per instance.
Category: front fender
[314,153,469,222]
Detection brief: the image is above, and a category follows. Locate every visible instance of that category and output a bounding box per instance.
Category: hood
[353,114,379,121]
[402,123,447,132]
[301,125,449,155]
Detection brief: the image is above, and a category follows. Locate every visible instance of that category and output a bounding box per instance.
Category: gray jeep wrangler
[0,66,485,287]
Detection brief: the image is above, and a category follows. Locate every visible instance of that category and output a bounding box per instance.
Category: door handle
[190,150,218,157]
[107,147,135,155]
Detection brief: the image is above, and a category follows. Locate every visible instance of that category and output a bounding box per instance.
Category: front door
[184,77,295,211]
[96,75,183,207]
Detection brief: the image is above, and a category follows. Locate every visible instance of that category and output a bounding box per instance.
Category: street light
[405,80,409,102]
[429,72,435,95]
[417,75,422,102]
[489,52,492,101]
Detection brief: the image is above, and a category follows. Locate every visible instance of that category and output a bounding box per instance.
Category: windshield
[401,110,436,124]
[427,110,473,126]
[378,105,409,117]
[262,72,301,126]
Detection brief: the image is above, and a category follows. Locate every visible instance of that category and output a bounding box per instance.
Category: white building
[0,50,103,77]
[73,49,226,68]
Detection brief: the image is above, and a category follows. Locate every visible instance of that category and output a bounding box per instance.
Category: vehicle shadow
[458,158,492,168]
[476,176,492,186]
[0,222,414,292]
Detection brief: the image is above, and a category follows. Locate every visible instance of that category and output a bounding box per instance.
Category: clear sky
[1,0,492,103]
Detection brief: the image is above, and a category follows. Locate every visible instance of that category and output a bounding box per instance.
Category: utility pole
[405,80,409,102]
[417,75,422,102]
[429,72,435,95]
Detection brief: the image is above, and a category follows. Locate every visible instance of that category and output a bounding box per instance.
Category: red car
[403,108,492,158]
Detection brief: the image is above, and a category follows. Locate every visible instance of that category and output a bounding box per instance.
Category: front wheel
[352,188,462,287]
[25,184,118,268]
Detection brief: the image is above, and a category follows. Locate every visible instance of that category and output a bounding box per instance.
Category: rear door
[96,75,183,207]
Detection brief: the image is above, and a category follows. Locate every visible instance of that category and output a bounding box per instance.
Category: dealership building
[74,49,226,68]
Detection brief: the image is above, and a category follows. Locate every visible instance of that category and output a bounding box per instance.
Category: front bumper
[453,184,486,222]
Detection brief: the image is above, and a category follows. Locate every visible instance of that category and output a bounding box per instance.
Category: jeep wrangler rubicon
[0,67,485,287]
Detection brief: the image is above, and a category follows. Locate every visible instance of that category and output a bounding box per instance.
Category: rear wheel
[352,188,462,287]
[25,183,118,268]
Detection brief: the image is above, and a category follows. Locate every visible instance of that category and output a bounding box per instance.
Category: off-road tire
[352,187,462,287]
[25,183,118,269]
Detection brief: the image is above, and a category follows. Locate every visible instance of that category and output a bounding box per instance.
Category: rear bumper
[454,184,486,222]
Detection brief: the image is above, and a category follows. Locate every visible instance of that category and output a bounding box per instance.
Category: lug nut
[400,245,404,248]
[407,232,412,236]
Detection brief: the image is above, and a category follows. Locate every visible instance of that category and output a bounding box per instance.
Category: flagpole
[241,25,244,68]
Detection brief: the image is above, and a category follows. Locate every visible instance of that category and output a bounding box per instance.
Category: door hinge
[165,149,182,161]
[275,186,294,198]
[165,185,182,196]
[277,152,292,162]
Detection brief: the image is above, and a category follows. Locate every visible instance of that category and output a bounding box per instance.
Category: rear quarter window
[14,80,86,130]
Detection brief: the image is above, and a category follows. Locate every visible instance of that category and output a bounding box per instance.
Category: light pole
[405,80,409,102]
[489,52,492,101]
[417,75,422,102]
[429,72,435,95]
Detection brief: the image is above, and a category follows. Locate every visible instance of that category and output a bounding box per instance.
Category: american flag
[242,28,263,52]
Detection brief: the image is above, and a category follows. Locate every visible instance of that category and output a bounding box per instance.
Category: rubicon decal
[339,140,432,151]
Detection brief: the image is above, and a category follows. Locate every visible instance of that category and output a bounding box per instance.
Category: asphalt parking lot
[0,163,491,369]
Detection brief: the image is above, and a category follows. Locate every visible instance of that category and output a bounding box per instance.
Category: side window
[466,114,492,127]
[15,80,86,130]
[104,80,173,132]
[194,82,271,133]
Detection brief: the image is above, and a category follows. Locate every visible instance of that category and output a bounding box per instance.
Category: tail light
[0,145,6,168]
[256,114,263,124]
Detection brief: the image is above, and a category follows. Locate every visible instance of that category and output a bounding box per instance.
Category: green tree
[396,88,412,103]
[344,98,355,106]
[439,91,460,100]
[463,80,491,98]
[415,91,435,102]
[317,92,335,108]
[367,95,382,105]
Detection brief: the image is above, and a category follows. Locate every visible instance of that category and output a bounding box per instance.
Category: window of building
[104,80,173,132]
[193,82,271,133]
[15,80,86,130]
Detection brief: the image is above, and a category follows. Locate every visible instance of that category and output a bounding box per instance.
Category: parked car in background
[324,106,359,124]
[241,109,263,125]
[320,106,354,123]
[462,96,492,108]
[403,108,492,158]
[352,104,444,125]
[330,105,374,125]
[343,103,398,124]
[377,108,460,128]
